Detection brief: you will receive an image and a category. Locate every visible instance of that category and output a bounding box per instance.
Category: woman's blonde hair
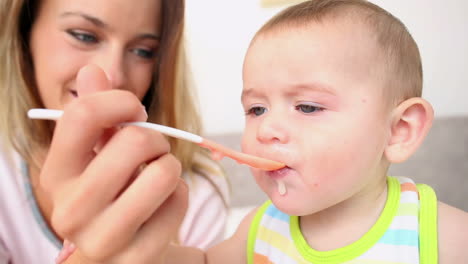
[0,0,225,191]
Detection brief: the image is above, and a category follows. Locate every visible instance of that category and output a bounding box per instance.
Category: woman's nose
[256,111,289,144]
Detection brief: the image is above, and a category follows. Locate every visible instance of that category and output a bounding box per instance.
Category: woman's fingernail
[55,249,66,264]
[55,241,76,264]
[142,105,148,119]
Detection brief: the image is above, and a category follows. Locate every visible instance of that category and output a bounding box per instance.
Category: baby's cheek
[251,172,275,196]
[240,137,251,153]
[302,155,348,189]
[253,172,267,188]
[241,125,259,151]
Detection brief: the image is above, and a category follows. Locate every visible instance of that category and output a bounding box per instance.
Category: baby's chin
[267,190,315,216]
[271,199,313,216]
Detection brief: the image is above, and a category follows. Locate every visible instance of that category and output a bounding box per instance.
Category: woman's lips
[267,166,292,179]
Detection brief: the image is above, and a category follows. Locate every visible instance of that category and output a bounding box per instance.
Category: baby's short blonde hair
[255,0,422,107]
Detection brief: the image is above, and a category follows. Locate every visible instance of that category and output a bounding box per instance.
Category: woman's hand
[41,65,188,263]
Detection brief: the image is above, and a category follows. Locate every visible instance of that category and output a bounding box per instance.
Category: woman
[0,0,228,263]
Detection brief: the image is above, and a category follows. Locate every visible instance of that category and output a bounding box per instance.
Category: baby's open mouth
[267,166,292,179]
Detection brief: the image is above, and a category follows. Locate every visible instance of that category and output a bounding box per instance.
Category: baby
[63,0,468,263]
[165,0,467,263]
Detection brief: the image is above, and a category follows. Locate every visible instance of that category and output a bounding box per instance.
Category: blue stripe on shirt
[264,205,290,222]
[378,229,419,246]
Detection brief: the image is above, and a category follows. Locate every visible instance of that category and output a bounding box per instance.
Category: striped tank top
[247,176,438,264]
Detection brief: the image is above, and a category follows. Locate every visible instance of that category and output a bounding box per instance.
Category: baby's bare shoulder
[206,207,259,264]
[437,202,468,263]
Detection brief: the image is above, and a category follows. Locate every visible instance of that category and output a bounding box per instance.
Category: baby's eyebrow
[241,88,259,102]
[241,82,336,101]
[286,82,337,96]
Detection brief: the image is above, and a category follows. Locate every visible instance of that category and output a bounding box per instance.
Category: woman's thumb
[76,64,111,97]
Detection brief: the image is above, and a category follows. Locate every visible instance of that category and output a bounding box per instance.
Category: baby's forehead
[244,21,392,99]
[249,18,385,71]
[258,12,376,43]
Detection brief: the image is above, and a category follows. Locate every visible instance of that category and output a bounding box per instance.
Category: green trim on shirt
[417,183,438,264]
[289,176,401,264]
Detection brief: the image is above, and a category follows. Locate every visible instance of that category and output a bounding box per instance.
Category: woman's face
[29,0,162,109]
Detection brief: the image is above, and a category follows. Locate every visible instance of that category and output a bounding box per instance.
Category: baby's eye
[246,106,267,116]
[67,30,98,44]
[295,104,324,114]
[131,48,156,59]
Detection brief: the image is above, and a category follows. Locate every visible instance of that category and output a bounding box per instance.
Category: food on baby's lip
[277,180,287,196]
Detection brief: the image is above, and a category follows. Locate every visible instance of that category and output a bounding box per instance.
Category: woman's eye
[67,30,98,44]
[132,48,156,59]
[295,104,324,113]
[246,106,267,116]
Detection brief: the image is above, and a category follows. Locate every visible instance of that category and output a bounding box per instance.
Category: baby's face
[241,22,393,216]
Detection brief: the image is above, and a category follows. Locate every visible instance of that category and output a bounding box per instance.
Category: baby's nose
[256,112,289,144]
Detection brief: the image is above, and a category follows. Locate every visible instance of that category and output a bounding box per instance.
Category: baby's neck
[299,178,388,251]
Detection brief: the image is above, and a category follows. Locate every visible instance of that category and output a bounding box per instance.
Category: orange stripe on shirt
[401,182,420,199]
[401,182,418,193]
[254,253,274,264]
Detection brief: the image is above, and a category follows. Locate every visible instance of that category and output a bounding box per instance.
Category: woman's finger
[51,126,171,235]
[61,178,187,264]
[132,178,188,248]
[55,240,76,264]
[75,64,122,154]
[41,90,148,190]
[119,178,189,264]
[72,154,182,261]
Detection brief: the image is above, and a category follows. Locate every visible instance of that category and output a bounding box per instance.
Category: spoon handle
[27,109,203,143]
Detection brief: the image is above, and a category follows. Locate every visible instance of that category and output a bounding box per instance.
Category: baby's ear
[384,97,434,163]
